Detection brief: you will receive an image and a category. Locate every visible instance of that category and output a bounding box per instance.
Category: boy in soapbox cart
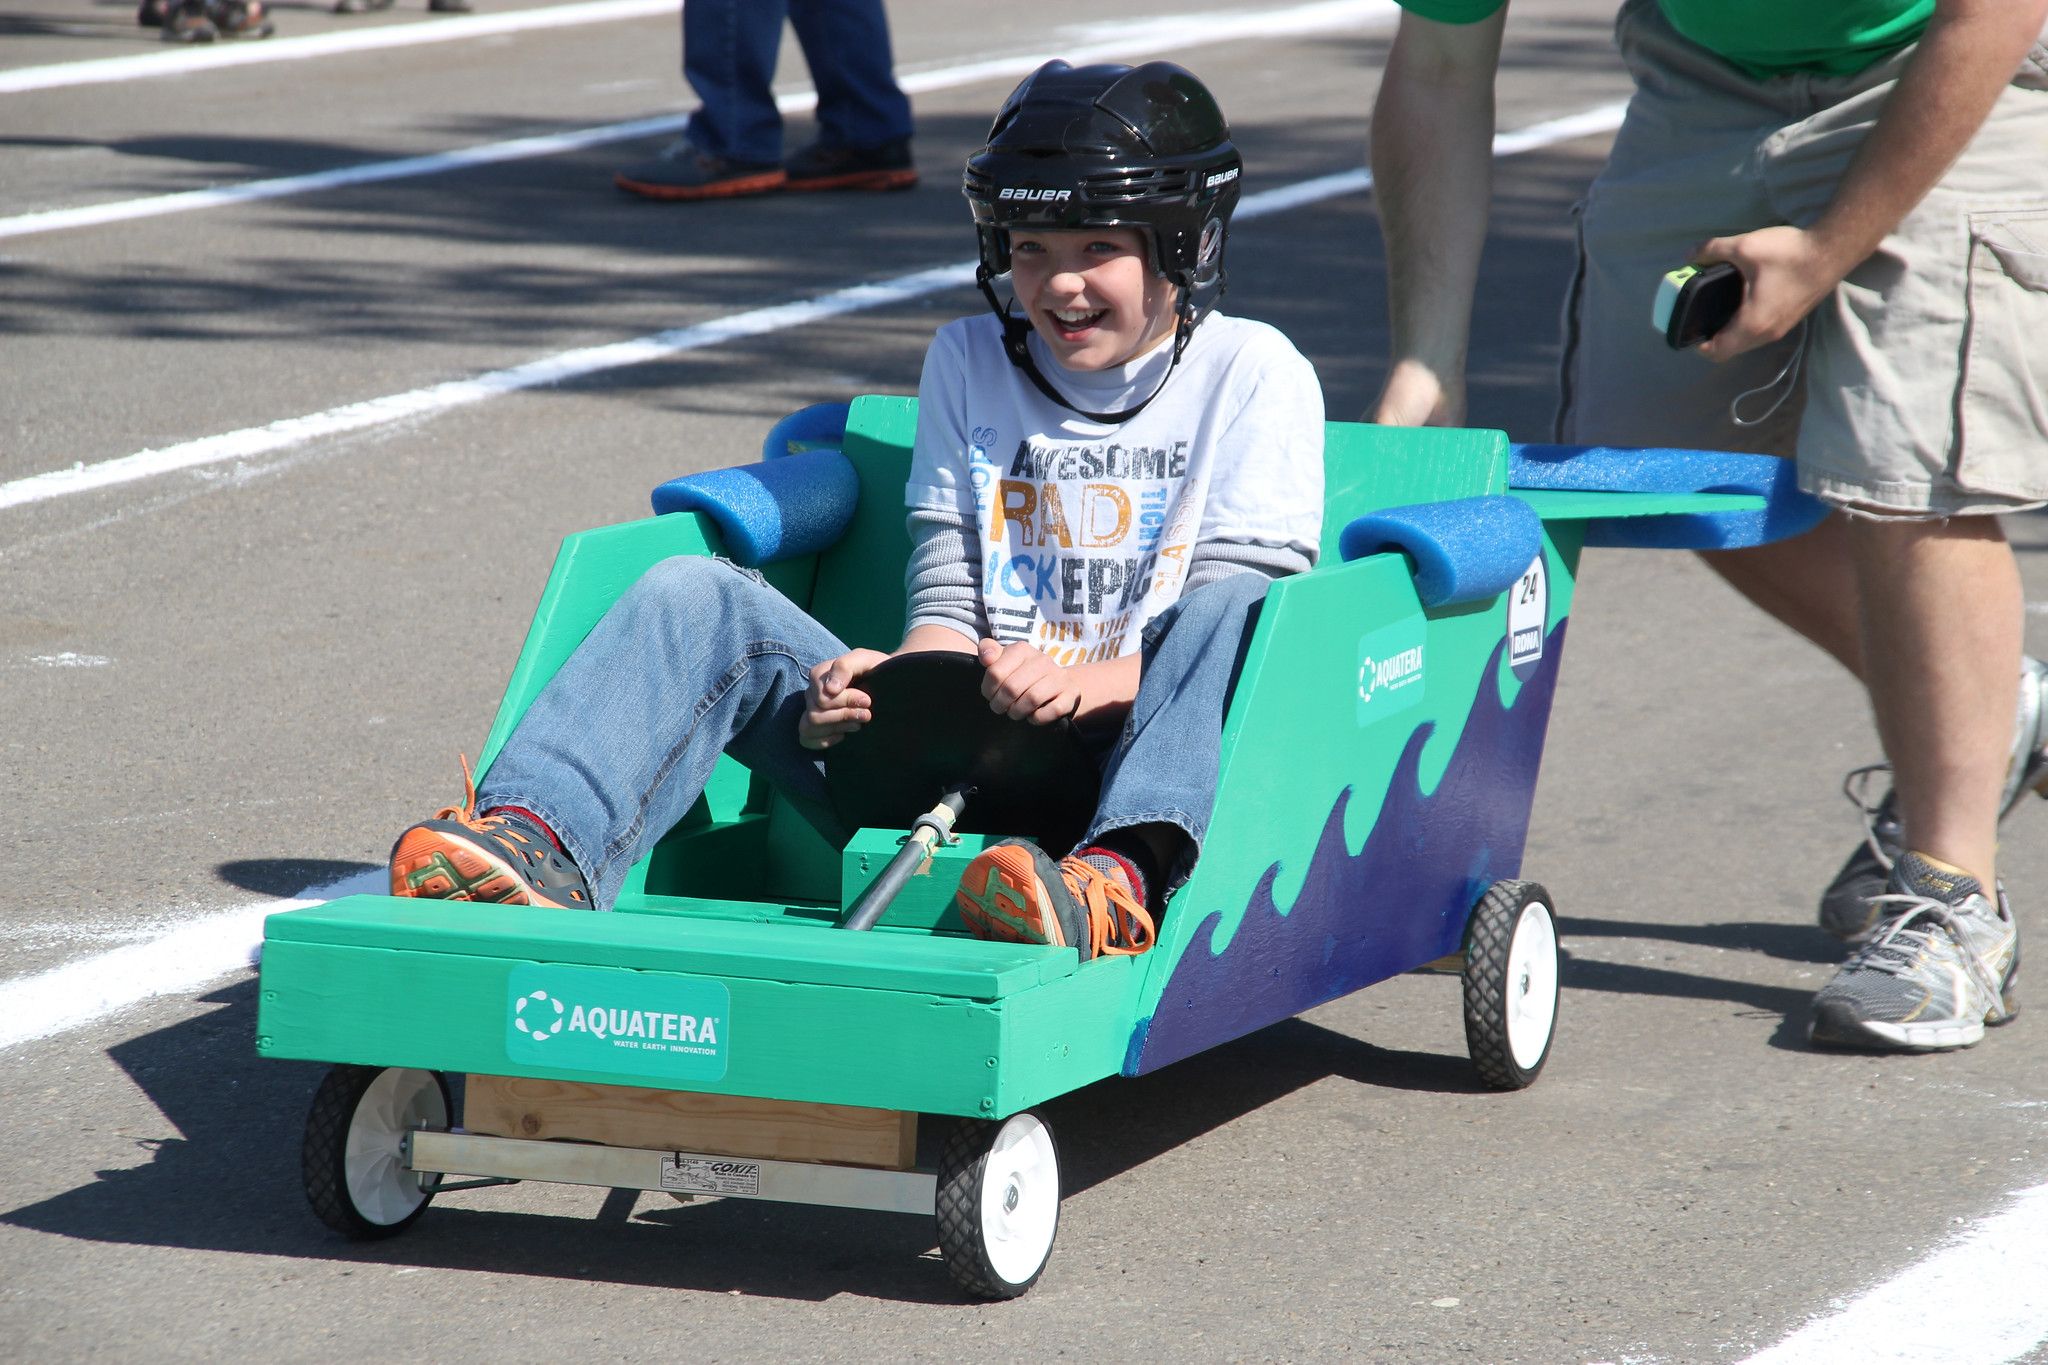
[257,56,1815,1301]
[392,58,1323,965]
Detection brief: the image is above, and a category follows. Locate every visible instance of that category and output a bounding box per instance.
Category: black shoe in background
[785,139,918,193]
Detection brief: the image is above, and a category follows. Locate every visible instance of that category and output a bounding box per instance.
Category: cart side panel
[1317,421,1510,545]
[484,397,920,907]
[1128,522,1581,1074]
[992,953,1145,1116]
[476,512,816,775]
[679,394,917,904]
[468,511,815,903]
[804,393,916,651]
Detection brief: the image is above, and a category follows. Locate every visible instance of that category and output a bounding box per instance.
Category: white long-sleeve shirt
[903,311,1325,663]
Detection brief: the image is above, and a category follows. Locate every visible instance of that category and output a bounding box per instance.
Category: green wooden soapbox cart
[256,396,1816,1298]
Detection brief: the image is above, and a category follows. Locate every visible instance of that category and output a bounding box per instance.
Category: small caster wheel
[302,1064,450,1239]
[1462,880,1560,1089]
[934,1110,1060,1299]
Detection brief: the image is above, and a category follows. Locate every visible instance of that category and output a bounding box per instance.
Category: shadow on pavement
[218,857,381,896]
[0,13,144,38]
[0,976,1483,1304]
[0,83,1609,434]
[1556,914,1840,965]
[1551,922,1835,1053]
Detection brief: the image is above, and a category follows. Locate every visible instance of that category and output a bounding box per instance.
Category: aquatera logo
[1356,615,1428,724]
[505,963,730,1081]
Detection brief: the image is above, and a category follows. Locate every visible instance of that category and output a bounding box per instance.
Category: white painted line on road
[0,263,975,512]
[1737,1180,2048,1364]
[0,0,1395,98]
[0,0,677,95]
[0,869,382,1052]
[0,112,697,241]
[0,99,1623,515]
[0,0,1399,242]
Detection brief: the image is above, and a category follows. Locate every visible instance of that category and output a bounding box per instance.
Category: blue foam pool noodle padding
[760,401,851,462]
[1338,495,1543,608]
[1509,443,1827,549]
[649,447,860,566]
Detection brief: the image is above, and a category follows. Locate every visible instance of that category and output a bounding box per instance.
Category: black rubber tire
[1461,880,1560,1090]
[934,1113,1060,1300]
[302,1064,449,1240]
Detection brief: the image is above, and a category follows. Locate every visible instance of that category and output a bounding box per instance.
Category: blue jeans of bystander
[681,0,914,166]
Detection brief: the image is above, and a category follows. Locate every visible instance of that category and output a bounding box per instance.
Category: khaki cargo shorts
[1555,0,2048,516]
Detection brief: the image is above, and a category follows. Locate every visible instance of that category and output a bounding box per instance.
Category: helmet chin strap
[977,269,1194,426]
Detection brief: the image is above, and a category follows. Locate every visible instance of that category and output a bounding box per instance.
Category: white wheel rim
[1504,902,1559,1071]
[979,1113,1059,1286]
[343,1068,446,1226]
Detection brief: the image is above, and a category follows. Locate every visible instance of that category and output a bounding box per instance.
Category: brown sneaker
[953,839,1154,961]
[389,760,592,909]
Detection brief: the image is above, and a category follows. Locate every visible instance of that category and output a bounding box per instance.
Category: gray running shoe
[1819,655,2048,942]
[1810,853,2019,1052]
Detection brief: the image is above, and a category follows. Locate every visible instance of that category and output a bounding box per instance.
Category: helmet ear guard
[975,223,1014,281]
[1180,212,1229,319]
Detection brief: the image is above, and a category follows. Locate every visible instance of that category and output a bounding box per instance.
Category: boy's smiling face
[1009,227,1181,373]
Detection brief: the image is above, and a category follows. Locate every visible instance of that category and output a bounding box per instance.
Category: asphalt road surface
[6,0,2048,1360]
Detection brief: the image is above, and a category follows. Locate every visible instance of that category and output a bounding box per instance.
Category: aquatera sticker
[1356,614,1428,725]
[505,963,730,1081]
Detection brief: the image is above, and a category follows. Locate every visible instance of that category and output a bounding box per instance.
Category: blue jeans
[480,557,1266,910]
[681,0,914,166]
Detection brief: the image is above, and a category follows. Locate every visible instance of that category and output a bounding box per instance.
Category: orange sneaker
[389,760,593,909]
[953,840,1155,961]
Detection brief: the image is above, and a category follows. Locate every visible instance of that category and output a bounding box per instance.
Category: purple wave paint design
[1131,621,1569,1075]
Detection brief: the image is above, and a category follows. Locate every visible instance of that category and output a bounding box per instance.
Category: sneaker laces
[1841,763,1900,874]
[1060,860,1156,958]
[435,754,552,870]
[433,752,484,822]
[1850,892,2013,1022]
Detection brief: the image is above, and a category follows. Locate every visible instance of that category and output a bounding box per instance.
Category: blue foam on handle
[650,447,860,565]
[1509,443,1826,549]
[760,401,850,462]
[1338,495,1543,608]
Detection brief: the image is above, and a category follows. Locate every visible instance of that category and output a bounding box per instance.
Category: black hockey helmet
[962,60,1243,326]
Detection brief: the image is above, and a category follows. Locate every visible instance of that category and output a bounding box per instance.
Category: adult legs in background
[680,0,790,165]
[1844,517,2020,888]
[787,0,914,154]
[618,0,915,197]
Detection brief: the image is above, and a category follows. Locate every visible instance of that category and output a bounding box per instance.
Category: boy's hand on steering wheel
[799,648,888,750]
[977,638,1082,726]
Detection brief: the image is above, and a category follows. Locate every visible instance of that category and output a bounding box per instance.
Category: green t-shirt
[1396,0,1934,77]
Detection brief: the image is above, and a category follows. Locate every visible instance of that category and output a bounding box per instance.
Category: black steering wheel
[821,651,1101,855]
